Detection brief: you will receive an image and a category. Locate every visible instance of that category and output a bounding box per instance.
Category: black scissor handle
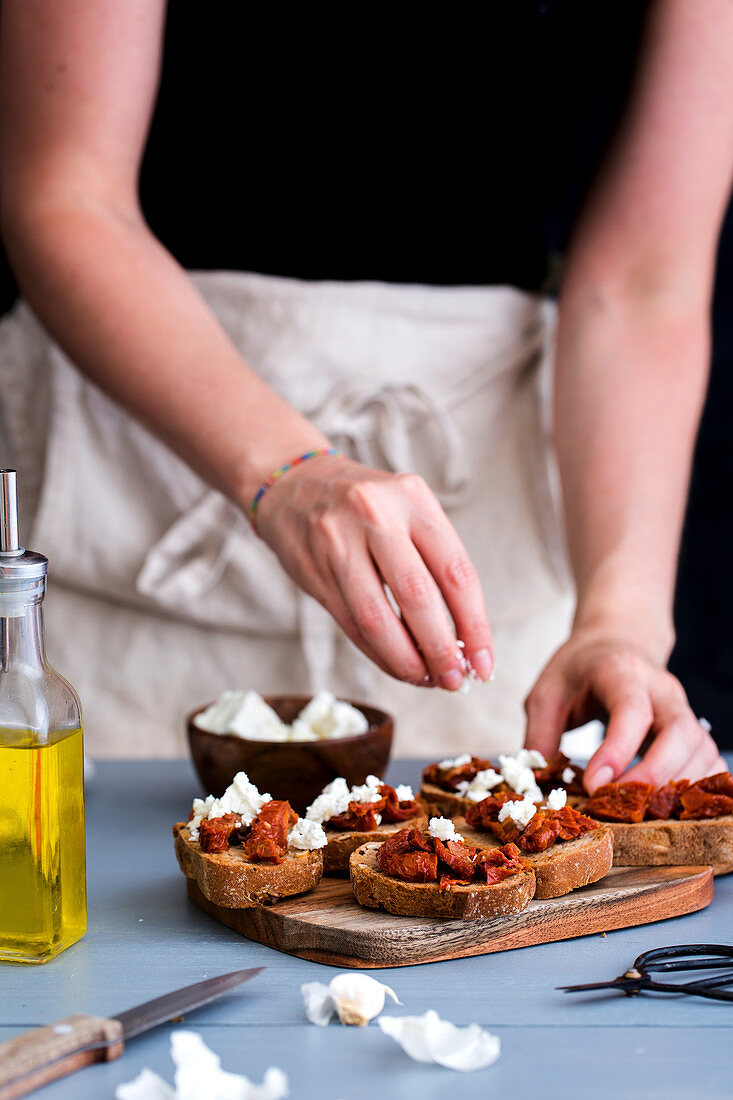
[635,944,733,975]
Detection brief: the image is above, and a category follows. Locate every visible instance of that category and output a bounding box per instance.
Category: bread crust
[349,842,536,919]
[173,822,323,908]
[323,814,427,874]
[418,782,473,818]
[596,815,733,875]
[456,818,614,899]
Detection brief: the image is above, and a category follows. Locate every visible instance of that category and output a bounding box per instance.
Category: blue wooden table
[3,760,732,1099]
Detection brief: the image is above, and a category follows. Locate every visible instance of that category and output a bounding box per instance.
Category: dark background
[0,3,730,744]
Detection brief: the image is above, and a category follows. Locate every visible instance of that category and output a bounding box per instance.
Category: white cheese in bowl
[193,689,369,742]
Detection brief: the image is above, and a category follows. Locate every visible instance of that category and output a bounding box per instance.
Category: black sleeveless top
[0,2,648,311]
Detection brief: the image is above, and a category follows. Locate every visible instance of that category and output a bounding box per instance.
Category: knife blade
[0,966,264,1100]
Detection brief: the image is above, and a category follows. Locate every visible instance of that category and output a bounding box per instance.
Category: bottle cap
[0,470,48,581]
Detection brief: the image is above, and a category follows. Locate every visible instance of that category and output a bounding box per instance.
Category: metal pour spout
[0,470,23,556]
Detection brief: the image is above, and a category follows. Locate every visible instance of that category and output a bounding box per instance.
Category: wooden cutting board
[186,863,714,968]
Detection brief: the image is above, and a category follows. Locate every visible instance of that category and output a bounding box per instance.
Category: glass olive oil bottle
[0,470,86,963]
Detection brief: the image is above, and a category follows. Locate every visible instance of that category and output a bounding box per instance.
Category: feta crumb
[562,766,576,785]
[428,816,464,843]
[350,775,384,803]
[288,817,328,850]
[497,796,537,829]
[456,768,503,801]
[193,688,368,742]
[304,777,352,824]
[699,717,712,732]
[188,772,270,838]
[498,754,543,801]
[546,787,567,811]
[395,784,414,802]
[438,752,472,770]
[515,748,547,769]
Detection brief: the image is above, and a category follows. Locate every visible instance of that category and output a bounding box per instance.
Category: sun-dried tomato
[242,800,297,863]
[517,812,561,852]
[433,837,476,882]
[552,805,597,840]
[679,783,733,820]
[377,842,438,882]
[694,772,733,799]
[422,756,492,792]
[474,842,528,884]
[584,781,653,823]
[534,751,585,795]
[465,791,521,831]
[646,780,690,820]
[328,796,387,831]
[198,813,242,853]
[379,784,421,823]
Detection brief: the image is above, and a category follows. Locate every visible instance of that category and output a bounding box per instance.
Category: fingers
[368,529,469,690]
[524,674,572,761]
[408,485,493,681]
[327,541,429,685]
[583,658,654,793]
[623,691,725,786]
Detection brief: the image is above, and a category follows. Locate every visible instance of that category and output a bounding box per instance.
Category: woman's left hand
[523,626,726,793]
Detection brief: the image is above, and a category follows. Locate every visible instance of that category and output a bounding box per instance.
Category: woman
[0,2,728,786]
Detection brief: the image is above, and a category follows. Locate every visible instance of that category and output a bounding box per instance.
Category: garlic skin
[302,973,401,1027]
[378,1010,501,1072]
[116,1031,288,1100]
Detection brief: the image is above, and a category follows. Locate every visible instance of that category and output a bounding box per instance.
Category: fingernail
[471,648,493,681]
[439,669,463,691]
[589,764,614,791]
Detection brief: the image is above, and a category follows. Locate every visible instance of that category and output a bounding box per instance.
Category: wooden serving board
[187,863,714,969]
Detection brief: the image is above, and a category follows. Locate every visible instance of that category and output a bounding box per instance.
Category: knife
[0,966,264,1100]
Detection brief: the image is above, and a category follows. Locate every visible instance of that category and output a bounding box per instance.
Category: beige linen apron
[0,272,573,758]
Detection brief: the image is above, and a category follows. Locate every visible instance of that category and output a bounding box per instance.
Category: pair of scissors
[558,944,733,1001]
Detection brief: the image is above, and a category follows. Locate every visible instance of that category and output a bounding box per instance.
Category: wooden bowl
[186,695,394,814]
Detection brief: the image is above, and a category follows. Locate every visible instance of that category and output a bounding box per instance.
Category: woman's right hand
[255,454,494,688]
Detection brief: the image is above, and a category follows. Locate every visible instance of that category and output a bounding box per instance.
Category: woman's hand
[255,454,494,688]
[524,625,725,793]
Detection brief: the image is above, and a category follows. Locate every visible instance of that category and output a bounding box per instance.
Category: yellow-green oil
[0,727,86,963]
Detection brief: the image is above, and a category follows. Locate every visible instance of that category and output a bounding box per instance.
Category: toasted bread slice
[592,816,733,875]
[323,813,428,874]
[349,842,536,919]
[418,782,473,818]
[173,822,323,908]
[456,819,614,900]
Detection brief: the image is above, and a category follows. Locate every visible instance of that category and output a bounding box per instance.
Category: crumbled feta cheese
[305,774,386,824]
[304,777,352,824]
[515,748,547,770]
[498,754,543,801]
[546,787,567,811]
[497,796,537,829]
[192,688,368,742]
[188,772,271,838]
[428,817,464,843]
[562,766,576,785]
[699,717,712,732]
[438,753,472,770]
[297,691,369,739]
[395,784,414,802]
[288,817,328,850]
[288,719,320,741]
[456,768,503,801]
[350,775,383,803]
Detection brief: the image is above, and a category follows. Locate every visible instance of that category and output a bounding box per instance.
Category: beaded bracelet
[248,448,343,529]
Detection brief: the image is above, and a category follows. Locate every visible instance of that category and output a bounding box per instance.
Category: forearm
[2,197,328,507]
[554,275,710,662]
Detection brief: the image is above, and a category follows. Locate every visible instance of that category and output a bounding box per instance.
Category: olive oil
[0,728,86,963]
[0,468,87,963]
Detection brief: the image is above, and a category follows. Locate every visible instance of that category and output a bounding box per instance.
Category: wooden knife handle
[0,1014,124,1100]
